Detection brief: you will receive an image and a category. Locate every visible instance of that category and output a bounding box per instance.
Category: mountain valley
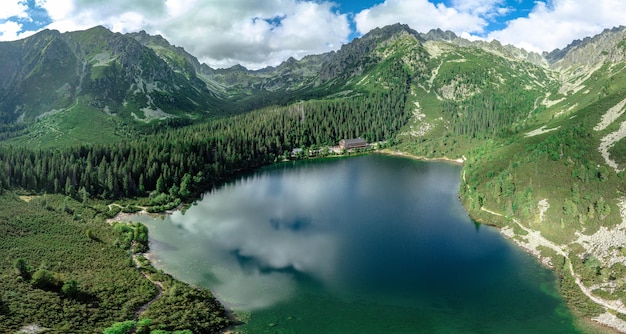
[1,23,626,332]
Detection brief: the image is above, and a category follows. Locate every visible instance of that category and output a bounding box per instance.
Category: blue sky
[1,0,625,69]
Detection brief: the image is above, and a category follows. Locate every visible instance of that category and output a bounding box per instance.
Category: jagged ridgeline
[2,23,626,202]
[0,27,223,124]
[0,23,549,148]
[0,24,419,198]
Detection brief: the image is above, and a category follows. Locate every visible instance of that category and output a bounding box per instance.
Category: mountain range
[0,23,624,139]
[2,23,626,331]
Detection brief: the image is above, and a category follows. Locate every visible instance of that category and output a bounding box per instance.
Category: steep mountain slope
[0,24,557,147]
[0,29,80,124]
[0,26,225,146]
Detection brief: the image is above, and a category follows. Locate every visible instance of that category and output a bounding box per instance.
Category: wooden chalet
[339,138,368,150]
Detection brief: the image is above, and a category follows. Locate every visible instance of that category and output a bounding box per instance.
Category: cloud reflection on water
[136,157,579,333]
[166,164,348,310]
[157,157,466,310]
[154,156,471,312]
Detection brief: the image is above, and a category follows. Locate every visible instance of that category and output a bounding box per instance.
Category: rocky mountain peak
[420,28,458,41]
[547,26,626,70]
[364,23,421,41]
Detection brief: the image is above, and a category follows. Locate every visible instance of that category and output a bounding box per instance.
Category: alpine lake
[126,154,584,333]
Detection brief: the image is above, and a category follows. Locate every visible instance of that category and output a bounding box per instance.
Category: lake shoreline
[107,151,625,333]
[106,209,241,333]
[103,152,466,333]
[121,154,591,333]
[376,149,465,165]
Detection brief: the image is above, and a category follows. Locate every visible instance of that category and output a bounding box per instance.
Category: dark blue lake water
[130,155,582,333]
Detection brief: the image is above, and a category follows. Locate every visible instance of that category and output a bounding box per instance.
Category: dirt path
[106,209,167,328]
[480,207,504,217]
[512,218,626,313]
[131,247,165,321]
[481,206,626,332]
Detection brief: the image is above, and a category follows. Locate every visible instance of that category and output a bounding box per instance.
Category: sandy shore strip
[377,149,465,165]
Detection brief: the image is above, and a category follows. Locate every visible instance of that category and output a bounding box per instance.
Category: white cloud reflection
[141,157,468,311]
[165,168,346,310]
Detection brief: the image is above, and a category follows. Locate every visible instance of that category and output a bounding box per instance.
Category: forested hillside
[0,30,413,331]
[0,193,232,333]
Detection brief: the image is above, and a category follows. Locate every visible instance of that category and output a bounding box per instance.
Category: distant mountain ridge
[0,26,222,125]
[0,23,625,142]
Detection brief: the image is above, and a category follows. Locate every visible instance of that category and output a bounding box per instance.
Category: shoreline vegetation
[2,22,626,334]
[3,21,626,333]
[1,193,232,334]
[98,213,235,333]
[110,148,625,334]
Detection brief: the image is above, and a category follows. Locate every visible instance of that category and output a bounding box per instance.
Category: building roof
[340,138,366,145]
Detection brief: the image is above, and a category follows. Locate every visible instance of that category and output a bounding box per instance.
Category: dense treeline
[0,123,27,141]
[0,58,411,331]
[0,60,410,200]
[459,116,623,241]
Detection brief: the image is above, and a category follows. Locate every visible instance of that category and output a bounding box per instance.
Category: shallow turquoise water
[130,155,582,333]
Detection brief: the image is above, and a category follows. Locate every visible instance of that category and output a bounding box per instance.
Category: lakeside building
[339,138,368,150]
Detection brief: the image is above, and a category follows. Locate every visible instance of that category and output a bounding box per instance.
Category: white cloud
[37,0,74,21]
[6,0,626,68]
[451,0,507,17]
[486,0,626,52]
[40,0,164,33]
[354,0,488,37]
[354,0,626,54]
[0,21,23,41]
[158,0,350,69]
[0,1,29,40]
[0,1,28,20]
[31,0,350,69]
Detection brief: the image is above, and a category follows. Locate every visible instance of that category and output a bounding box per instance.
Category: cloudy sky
[1,0,625,69]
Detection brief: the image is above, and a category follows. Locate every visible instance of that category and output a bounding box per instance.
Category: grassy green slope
[3,24,626,330]
[397,39,558,156]
[3,102,130,148]
[463,70,626,321]
[462,55,626,238]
